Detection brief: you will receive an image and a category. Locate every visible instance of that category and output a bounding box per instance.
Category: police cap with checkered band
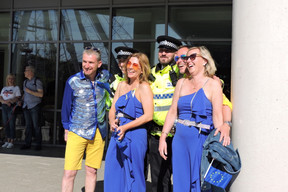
[115,46,139,59]
[157,35,182,51]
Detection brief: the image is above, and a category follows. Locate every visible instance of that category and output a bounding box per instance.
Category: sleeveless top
[177,80,214,133]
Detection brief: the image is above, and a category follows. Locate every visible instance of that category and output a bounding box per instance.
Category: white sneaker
[2,142,9,148]
[6,143,14,149]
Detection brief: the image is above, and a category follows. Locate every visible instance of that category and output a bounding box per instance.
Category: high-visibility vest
[110,74,125,94]
[150,64,179,127]
[223,94,232,110]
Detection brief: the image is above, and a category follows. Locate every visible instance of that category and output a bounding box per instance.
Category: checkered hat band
[118,50,132,56]
[159,40,178,49]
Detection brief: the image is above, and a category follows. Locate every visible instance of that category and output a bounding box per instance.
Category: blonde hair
[6,74,16,86]
[124,52,151,84]
[188,46,217,77]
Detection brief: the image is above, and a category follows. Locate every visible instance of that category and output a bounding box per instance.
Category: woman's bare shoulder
[139,81,151,89]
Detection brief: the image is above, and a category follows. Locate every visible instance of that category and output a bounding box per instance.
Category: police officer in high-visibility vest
[110,46,139,95]
[148,35,182,192]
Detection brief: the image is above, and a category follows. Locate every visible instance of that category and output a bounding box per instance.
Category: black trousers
[149,134,173,192]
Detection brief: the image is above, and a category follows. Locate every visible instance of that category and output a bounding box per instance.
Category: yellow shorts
[64,129,105,170]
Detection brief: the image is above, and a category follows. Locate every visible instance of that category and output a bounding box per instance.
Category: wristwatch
[224,121,232,128]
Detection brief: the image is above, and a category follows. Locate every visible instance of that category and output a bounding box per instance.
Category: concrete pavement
[0,144,152,192]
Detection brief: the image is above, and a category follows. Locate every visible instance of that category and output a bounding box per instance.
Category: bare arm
[158,78,183,160]
[223,105,232,122]
[117,82,154,140]
[211,80,230,146]
[0,96,20,106]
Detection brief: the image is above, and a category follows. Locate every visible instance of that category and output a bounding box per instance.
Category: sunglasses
[126,61,140,71]
[183,53,202,61]
[84,46,100,52]
[174,54,186,62]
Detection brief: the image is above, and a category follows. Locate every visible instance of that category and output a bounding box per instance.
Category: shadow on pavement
[0,142,66,158]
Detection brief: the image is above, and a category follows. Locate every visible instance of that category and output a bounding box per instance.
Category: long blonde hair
[6,74,16,86]
[124,52,151,84]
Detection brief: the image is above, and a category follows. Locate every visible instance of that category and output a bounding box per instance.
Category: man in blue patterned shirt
[61,47,111,192]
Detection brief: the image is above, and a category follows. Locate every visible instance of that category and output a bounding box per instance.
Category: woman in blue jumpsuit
[104,52,153,192]
[159,46,231,192]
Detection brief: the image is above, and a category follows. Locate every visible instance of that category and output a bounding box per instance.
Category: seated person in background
[0,74,21,149]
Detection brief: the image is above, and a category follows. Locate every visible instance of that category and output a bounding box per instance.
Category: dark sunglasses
[84,46,100,52]
[174,54,186,62]
[183,53,202,61]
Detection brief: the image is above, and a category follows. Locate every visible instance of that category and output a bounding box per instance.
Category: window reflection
[168,6,232,39]
[61,9,109,41]
[0,44,9,89]
[13,10,58,41]
[0,12,10,41]
[113,7,165,40]
[11,43,57,109]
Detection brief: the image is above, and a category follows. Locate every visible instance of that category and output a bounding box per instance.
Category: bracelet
[161,131,168,136]
[224,121,232,128]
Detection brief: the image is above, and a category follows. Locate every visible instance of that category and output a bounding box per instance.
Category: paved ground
[0,143,152,192]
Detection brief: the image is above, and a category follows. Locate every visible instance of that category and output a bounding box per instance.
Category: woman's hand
[110,119,119,132]
[116,126,126,141]
[158,136,168,160]
[214,123,231,146]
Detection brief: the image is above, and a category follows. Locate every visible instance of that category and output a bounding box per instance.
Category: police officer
[148,35,182,192]
[110,46,139,95]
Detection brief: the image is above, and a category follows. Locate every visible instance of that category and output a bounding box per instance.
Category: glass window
[62,0,109,7]
[56,112,65,144]
[41,111,54,144]
[168,5,232,39]
[61,9,110,41]
[112,7,165,40]
[58,42,109,109]
[0,0,11,9]
[13,0,59,9]
[11,43,57,109]
[0,44,9,88]
[13,10,58,41]
[0,12,10,41]
[113,0,164,4]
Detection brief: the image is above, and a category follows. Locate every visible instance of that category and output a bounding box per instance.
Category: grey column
[231,0,288,191]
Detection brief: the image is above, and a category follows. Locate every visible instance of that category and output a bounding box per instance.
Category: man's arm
[25,88,43,98]
[61,80,73,130]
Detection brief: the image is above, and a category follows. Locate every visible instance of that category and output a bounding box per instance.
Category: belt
[116,112,135,120]
[176,119,210,134]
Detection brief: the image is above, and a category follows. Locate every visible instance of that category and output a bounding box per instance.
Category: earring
[203,63,207,66]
